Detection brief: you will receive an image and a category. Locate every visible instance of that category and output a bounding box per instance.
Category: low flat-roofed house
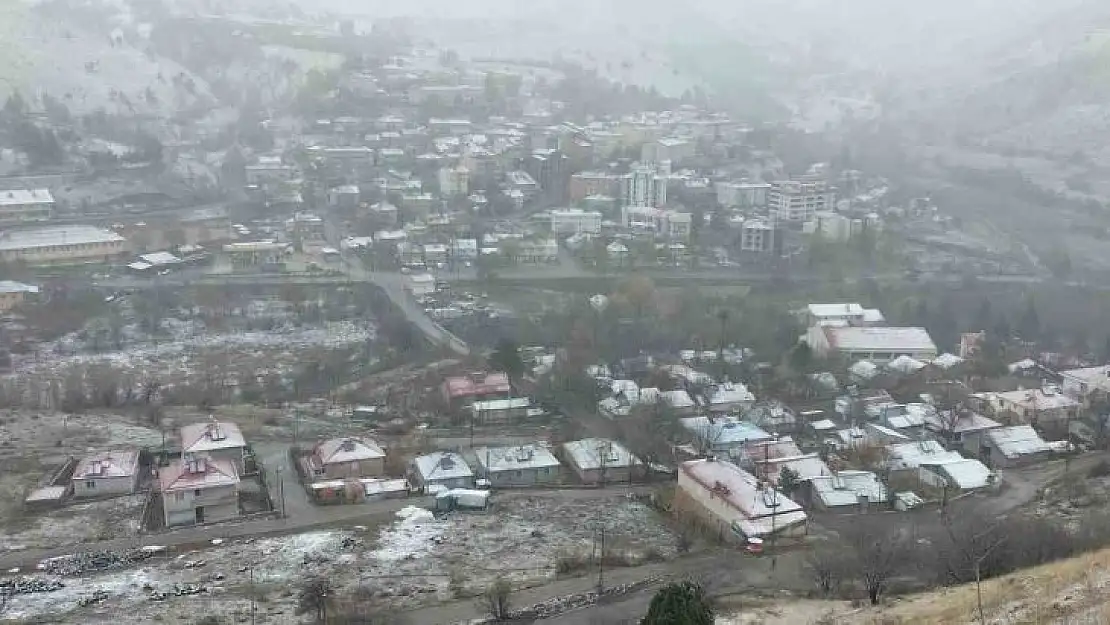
[471,397,532,424]
[0,281,38,312]
[0,225,126,265]
[473,444,561,488]
[925,410,1002,456]
[801,471,889,512]
[806,325,937,363]
[441,372,511,407]
[562,438,642,485]
[754,452,832,487]
[72,450,141,498]
[160,455,240,527]
[676,459,807,542]
[1060,365,1110,405]
[985,387,1080,425]
[409,452,474,493]
[661,389,697,415]
[682,416,773,458]
[180,420,248,474]
[805,303,884,327]
[886,440,964,475]
[0,189,54,226]
[308,437,386,480]
[982,425,1052,468]
[703,382,756,413]
[919,458,995,492]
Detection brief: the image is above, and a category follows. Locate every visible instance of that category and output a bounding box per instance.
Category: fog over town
[3,0,1110,623]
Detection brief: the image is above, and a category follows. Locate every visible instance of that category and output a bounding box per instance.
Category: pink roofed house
[441,372,511,406]
[159,455,240,527]
[72,449,141,498]
[307,437,386,479]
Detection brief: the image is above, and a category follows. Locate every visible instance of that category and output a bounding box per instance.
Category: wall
[487,465,560,487]
[0,239,126,265]
[73,474,136,498]
[163,484,239,527]
[322,457,385,480]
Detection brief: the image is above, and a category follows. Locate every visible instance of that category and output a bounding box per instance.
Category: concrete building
[768,179,834,223]
[703,382,757,413]
[805,303,885,327]
[805,325,937,363]
[245,157,295,186]
[569,171,618,203]
[470,397,533,424]
[0,281,38,312]
[918,458,995,491]
[642,138,695,165]
[676,459,807,541]
[655,210,692,241]
[0,189,53,226]
[550,208,603,236]
[72,449,141,498]
[1060,365,1110,405]
[327,185,360,209]
[681,416,773,457]
[805,211,856,241]
[984,388,1080,424]
[739,220,773,253]
[801,470,889,512]
[441,372,512,407]
[716,182,770,208]
[307,437,386,479]
[405,272,435,297]
[562,438,642,485]
[526,149,569,203]
[0,225,126,265]
[924,411,1002,456]
[409,452,474,493]
[473,444,562,487]
[160,455,240,527]
[620,164,667,208]
[506,170,538,198]
[438,165,470,196]
[179,420,249,475]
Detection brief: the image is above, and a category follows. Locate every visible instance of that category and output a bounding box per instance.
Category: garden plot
[0,494,145,552]
[1,494,678,623]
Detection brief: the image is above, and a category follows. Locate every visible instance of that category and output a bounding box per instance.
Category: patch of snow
[370,506,445,563]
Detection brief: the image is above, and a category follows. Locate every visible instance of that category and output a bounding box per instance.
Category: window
[515,470,523,478]
[194,489,202,497]
[175,492,185,502]
[85,480,96,489]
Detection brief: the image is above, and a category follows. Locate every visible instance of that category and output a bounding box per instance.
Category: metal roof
[562,438,639,471]
[0,225,124,251]
[985,425,1051,459]
[412,451,473,481]
[474,444,561,473]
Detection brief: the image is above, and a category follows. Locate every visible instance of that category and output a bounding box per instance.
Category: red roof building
[441,372,511,405]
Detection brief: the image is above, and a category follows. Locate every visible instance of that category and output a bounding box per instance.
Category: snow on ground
[0,494,145,551]
[0,493,677,622]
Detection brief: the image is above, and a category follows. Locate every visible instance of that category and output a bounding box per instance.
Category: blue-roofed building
[681,416,773,458]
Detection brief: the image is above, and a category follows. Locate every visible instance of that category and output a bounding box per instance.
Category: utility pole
[249,564,257,625]
[276,466,286,518]
[596,508,605,593]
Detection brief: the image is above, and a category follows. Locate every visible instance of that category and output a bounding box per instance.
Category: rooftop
[562,438,640,470]
[412,451,473,481]
[679,459,806,537]
[824,326,937,354]
[73,449,140,480]
[992,388,1080,411]
[0,280,38,294]
[0,189,54,206]
[474,444,561,473]
[887,440,964,470]
[159,456,239,493]
[314,437,385,465]
[808,303,867,319]
[986,425,1051,459]
[922,458,994,490]
[681,416,772,447]
[180,420,246,454]
[806,470,889,508]
[1060,365,1110,392]
[0,225,125,251]
[443,372,511,399]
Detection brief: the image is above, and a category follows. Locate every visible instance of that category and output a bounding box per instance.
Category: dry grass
[847,545,1110,624]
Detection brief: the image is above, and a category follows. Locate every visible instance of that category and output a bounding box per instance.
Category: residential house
[662,389,697,415]
[562,438,642,485]
[982,425,1052,468]
[985,387,1080,425]
[473,445,561,488]
[0,189,54,226]
[441,372,511,408]
[409,452,474,493]
[160,455,240,527]
[805,325,937,363]
[886,440,964,476]
[703,382,756,413]
[470,397,533,424]
[681,416,773,458]
[0,281,39,312]
[805,303,885,327]
[180,420,248,474]
[801,471,889,513]
[307,437,386,480]
[1060,365,1110,406]
[675,459,807,541]
[924,410,1002,457]
[919,458,995,492]
[863,423,913,446]
[742,401,798,434]
[72,450,141,498]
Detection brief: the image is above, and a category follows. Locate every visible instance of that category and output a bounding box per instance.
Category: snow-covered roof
[824,326,937,354]
[887,354,926,374]
[73,449,140,480]
[921,458,993,490]
[807,470,889,508]
[849,360,879,379]
[985,426,1051,459]
[992,388,1079,412]
[886,440,963,470]
[562,438,639,470]
[474,444,561,473]
[0,225,124,251]
[314,437,385,465]
[0,189,53,206]
[681,416,772,447]
[412,451,473,482]
[159,456,239,493]
[679,459,806,537]
[932,353,964,369]
[662,389,695,408]
[705,382,755,407]
[807,303,866,319]
[471,397,531,412]
[0,281,38,295]
[138,251,182,267]
[180,420,246,453]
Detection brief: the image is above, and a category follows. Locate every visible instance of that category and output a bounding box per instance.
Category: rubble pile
[148,583,209,601]
[0,576,65,595]
[78,589,110,607]
[40,548,159,576]
[512,578,661,620]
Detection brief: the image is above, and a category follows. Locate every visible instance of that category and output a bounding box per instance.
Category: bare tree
[297,577,332,623]
[480,578,513,621]
[843,518,908,605]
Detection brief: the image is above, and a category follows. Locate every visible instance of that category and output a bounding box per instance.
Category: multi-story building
[716,181,770,208]
[551,208,603,236]
[0,189,53,226]
[654,210,692,241]
[620,164,667,208]
[526,149,569,203]
[569,171,618,203]
[437,165,470,197]
[0,225,126,265]
[641,137,695,165]
[768,178,835,223]
[740,219,773,253]
[160,455,240,527]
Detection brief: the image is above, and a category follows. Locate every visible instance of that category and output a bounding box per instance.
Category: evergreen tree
[642,581,713,625]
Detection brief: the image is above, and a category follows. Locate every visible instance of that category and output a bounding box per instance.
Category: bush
[1088,460,1110,478]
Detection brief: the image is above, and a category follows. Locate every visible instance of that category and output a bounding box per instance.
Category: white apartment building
[0,225,126,265]
[550,208,602,236]
[620,164,667,208]
[805,211,857,241]
[769,179,835,223]
[655,210,692,240]
[437,165,470,197]
[642,138,695,165]
[0,189,54,226]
